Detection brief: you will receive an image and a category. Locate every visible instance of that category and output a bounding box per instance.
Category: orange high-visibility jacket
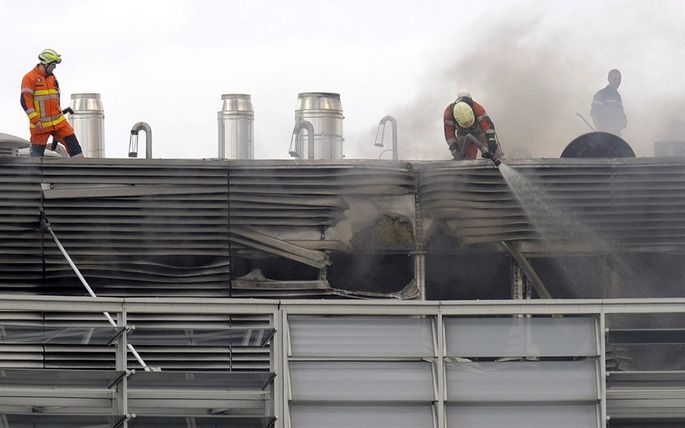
[20,65,67,131]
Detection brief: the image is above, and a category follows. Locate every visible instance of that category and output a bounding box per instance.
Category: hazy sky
[2,0,684,159]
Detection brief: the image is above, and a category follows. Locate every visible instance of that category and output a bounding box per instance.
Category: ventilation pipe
[69,93,105,158]
[218,94,254,159]
[292,92,344,160]
[128,122,152,158]
[289,120,315,159]
[374,115,398,160]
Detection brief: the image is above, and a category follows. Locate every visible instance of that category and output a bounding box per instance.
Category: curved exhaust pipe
[129,122,152,159]
[374,115,398,160]
[289,120,315,159]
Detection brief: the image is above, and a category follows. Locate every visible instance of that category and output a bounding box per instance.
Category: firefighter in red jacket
[443,90,501,164]
[21,49,83,157]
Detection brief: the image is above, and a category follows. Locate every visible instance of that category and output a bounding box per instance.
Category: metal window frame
[3,296,685,428]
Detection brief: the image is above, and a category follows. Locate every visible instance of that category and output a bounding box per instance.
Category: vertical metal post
[436,313,446,428]
[272,308,284,428]
[599,312,608,427]
[415,253,426,300]
[501,241,552,299]
[282,310,292,428]
[511,259,524,300]
[115,311,128,427]
[415,180,426,300]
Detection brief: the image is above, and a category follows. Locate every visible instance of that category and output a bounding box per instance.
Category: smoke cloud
[353,2,685,160]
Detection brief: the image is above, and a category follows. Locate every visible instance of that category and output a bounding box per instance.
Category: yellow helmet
[38,49,62,65]
[453,101,475,128]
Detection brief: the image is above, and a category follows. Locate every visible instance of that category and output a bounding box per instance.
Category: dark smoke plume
[354,3,685,160]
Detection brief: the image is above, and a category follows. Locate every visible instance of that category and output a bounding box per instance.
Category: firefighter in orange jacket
[21,49,83,157]
[443,90,501,163]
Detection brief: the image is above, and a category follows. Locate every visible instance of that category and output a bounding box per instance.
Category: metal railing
[1,296,685,427]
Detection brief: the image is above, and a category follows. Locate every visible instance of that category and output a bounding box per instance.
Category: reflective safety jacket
[20,65,67,131]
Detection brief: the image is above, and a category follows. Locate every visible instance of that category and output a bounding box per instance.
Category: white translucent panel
[446,360,598,402]
[290,404,433,428]
[447,404,599,428]
[445,317,597,357]
[288,316,434,357]
[290,361,434,401]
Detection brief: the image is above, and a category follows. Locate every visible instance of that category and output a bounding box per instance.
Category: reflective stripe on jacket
[20,65,66,131]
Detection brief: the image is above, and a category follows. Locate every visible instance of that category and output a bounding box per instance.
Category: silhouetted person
[591,69,627,136]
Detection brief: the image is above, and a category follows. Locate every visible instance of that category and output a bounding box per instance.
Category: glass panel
[608,328,685,344]
[128,328,274,347]
[607,370,685,387]
[0,368,123,388]
[290,361,434,401]
[446,360,598,402]
[290,404,433,428]
[445,317,597,357]
[128,371,275,390]
[289,316,434,357]
[447,404,599,428]
[0,325,123,345]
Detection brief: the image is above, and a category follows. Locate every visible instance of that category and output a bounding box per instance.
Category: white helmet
[453,102,475,128]
[457,88,472,98]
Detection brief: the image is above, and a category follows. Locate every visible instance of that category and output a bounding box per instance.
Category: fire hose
[465,134,501,166]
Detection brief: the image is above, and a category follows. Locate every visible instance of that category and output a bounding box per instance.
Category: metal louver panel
[0,158,415,297]
[0,311,273,371]
[418,158,685,253]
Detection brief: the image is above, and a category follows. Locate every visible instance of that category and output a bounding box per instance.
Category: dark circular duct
[561,132,635,158]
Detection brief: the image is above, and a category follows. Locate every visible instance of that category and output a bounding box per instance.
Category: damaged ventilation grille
[0,158,414,297]
[418,158,685,253]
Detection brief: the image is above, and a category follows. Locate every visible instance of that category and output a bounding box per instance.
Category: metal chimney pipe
[289,120,315,159]
[69,93,105,158]
[218,94,254,159]
[129,122,152,159]
[293,92,344,160]
[374,115,398,160]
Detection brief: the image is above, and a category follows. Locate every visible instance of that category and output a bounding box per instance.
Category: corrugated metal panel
[418,158,685,253]
[0,158,415,297]
[7,156,685,297]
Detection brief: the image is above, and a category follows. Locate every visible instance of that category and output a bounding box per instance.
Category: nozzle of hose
[482,151,501,167]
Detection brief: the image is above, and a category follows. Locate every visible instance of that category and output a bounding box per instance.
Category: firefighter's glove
[483,151,501,167]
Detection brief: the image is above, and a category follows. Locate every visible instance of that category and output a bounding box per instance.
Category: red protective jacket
[443,97,499,160]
